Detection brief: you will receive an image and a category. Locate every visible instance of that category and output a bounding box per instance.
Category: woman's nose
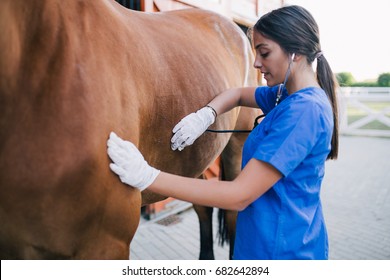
[253,60,262,69]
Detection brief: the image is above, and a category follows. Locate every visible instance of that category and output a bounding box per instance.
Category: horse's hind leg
[193,204,215,260]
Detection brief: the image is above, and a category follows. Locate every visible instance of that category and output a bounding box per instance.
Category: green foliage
[336,72,356,86]
[377,73,390,87]
[350,82,378,87]
[336,72,390,87]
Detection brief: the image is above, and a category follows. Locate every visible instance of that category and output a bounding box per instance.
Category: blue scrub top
[233,86,333,260]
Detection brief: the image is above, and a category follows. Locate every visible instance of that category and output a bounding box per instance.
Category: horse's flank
[0,0,258,259]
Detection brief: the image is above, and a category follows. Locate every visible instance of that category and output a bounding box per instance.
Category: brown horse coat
[0,0,259,259]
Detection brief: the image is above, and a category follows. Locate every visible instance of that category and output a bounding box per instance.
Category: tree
[377,73,390,87]
[336,72,355,86]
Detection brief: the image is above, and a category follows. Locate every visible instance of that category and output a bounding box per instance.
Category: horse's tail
[217,159,229,246]
[217,209,229,246]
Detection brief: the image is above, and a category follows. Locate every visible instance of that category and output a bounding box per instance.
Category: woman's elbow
[222,184,255,211]
[230,198,252,211]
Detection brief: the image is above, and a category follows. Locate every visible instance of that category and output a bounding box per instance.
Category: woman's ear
[291,53,305,63]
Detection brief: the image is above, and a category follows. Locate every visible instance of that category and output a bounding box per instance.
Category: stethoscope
[206,53,295,134]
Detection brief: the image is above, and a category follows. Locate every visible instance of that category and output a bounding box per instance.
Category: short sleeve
[252,101,323,177]
[255,85,288,114]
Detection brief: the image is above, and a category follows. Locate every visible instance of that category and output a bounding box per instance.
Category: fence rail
[338,87,390,137]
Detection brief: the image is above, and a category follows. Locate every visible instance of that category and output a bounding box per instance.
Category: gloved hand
[107,132,160,191]
[171,106,216,151]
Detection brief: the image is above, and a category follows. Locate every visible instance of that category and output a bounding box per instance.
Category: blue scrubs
[233,86,333,260]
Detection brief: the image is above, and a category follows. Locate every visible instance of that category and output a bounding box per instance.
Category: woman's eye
[260,52,269,58]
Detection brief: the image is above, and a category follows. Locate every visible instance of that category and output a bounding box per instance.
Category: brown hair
[253,5,339,159]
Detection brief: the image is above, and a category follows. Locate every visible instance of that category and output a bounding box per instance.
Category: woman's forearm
[147,159,281,212]
[148,172,249,211]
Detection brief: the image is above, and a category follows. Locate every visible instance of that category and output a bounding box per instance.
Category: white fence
[338,87,390,137]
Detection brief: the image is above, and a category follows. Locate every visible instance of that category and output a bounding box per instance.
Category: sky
[285,0,390,81]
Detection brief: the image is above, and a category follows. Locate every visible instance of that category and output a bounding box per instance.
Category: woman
[107,5,339,259]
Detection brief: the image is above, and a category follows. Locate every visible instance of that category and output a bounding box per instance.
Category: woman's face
[252,31,289,87]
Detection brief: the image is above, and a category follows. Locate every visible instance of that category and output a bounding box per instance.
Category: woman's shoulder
[294,86,325,98]
[291,87,330,108]
[287,87,333,127]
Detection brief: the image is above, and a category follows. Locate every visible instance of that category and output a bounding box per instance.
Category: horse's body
[0,0,259,259]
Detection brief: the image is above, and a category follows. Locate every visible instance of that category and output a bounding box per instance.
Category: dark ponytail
[254,5,339,159]
[316,54,339,159]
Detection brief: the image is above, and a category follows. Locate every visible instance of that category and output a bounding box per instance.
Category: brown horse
[0,0,259,259]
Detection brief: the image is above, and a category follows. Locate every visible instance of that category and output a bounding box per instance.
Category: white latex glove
[171,106,216,151]
[107,132,160,191]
